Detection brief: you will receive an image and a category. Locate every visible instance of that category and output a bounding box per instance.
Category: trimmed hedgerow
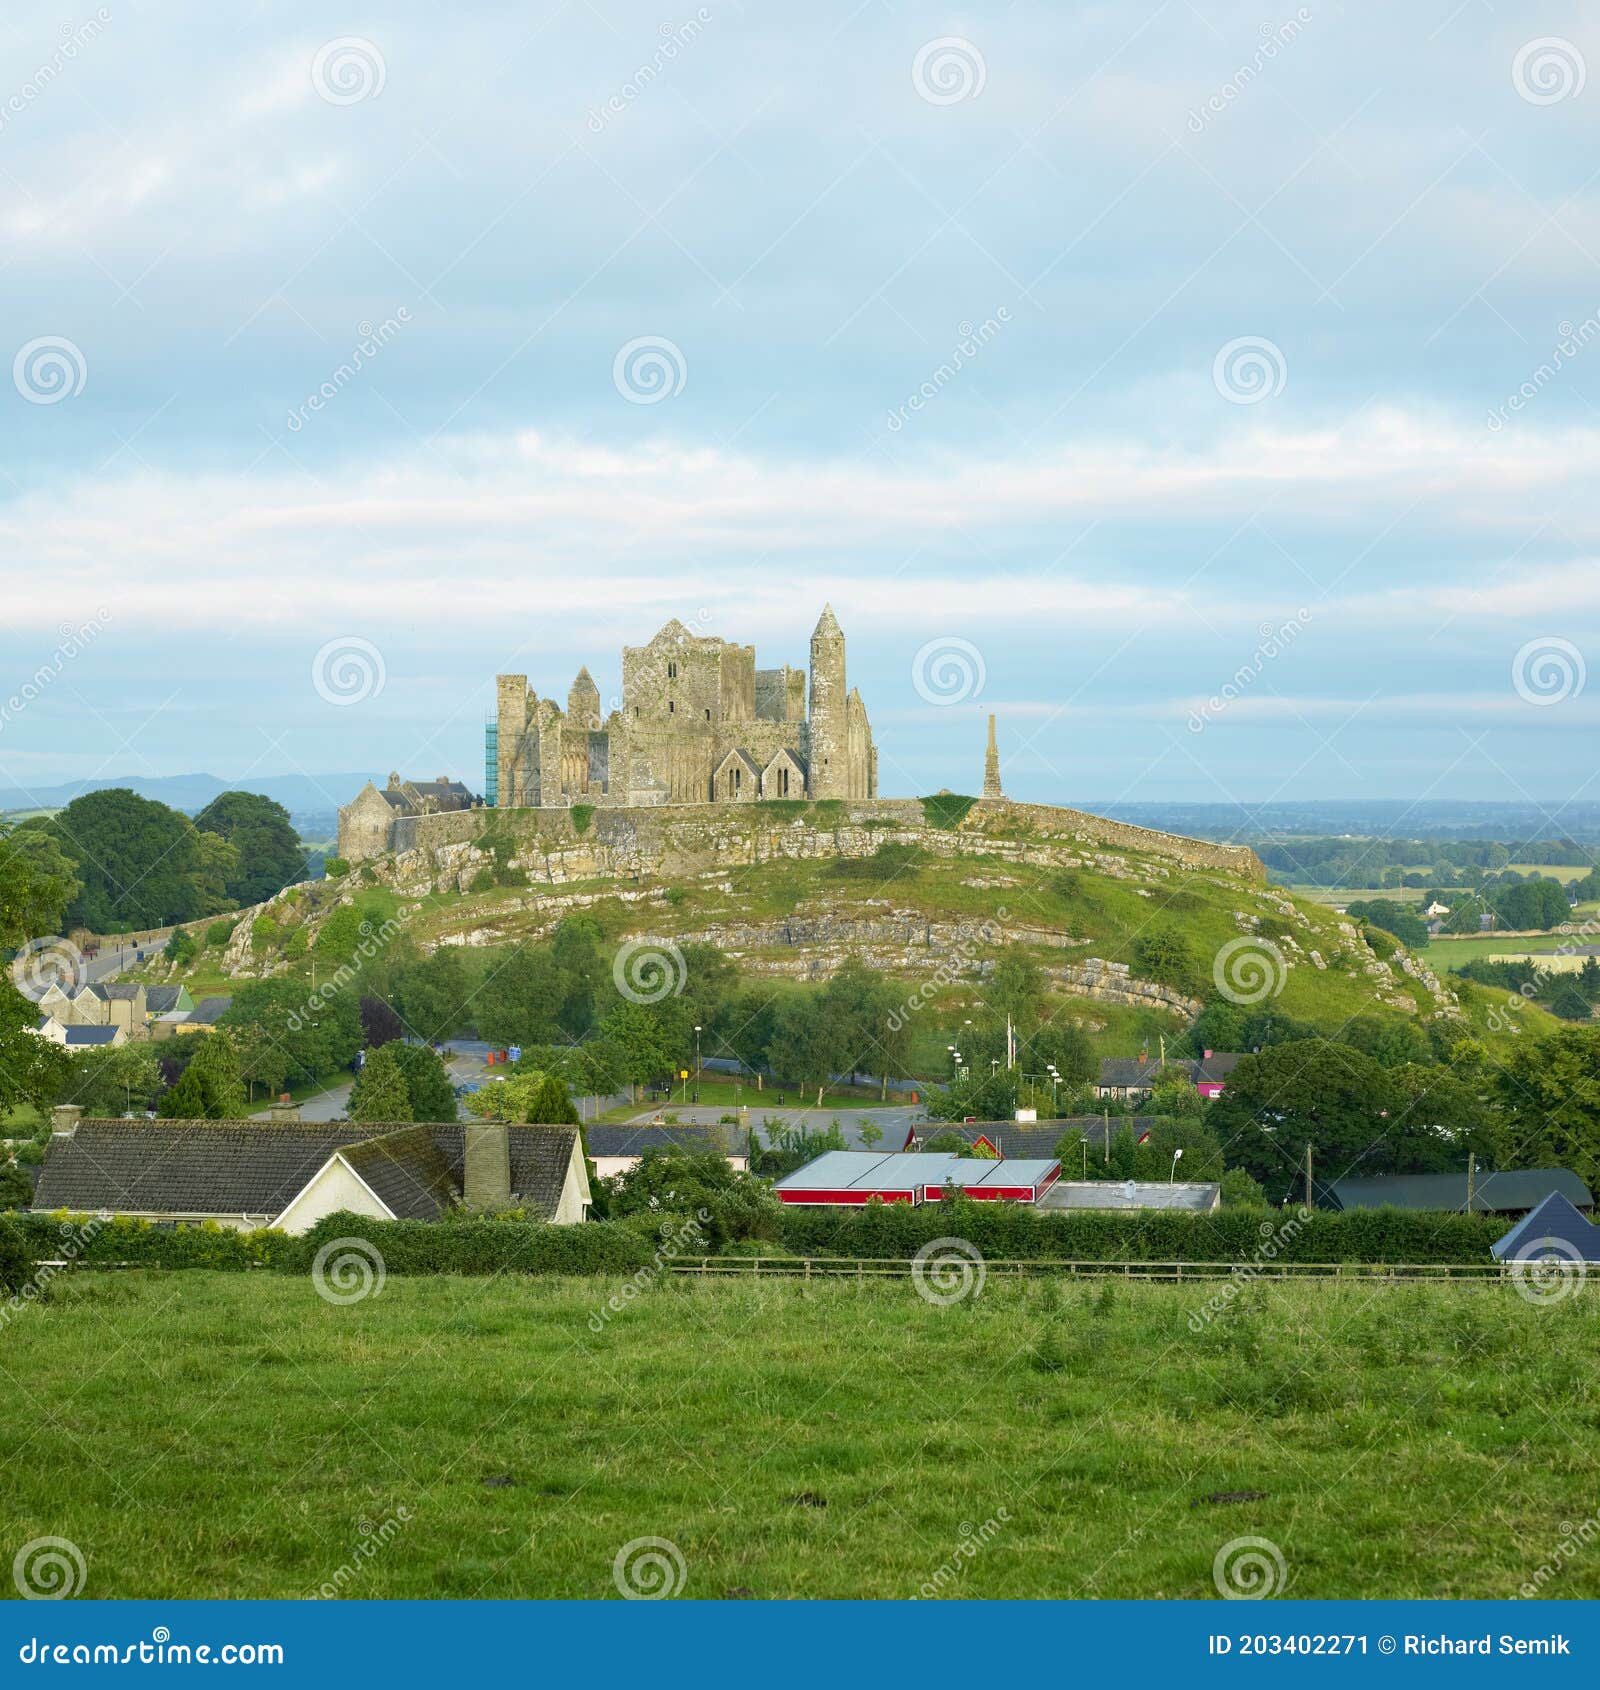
[273,1212,665,1276]
[920,793,977,830]
[6,1212,289,1271]
[775,1199,1507,1265]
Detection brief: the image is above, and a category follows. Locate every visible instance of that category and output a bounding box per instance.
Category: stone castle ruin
[492,605,876,810]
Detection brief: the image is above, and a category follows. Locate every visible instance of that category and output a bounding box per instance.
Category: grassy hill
[134,799,1558,1067]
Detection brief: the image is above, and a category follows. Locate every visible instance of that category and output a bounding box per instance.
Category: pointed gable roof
[1491,1190,1600,1262]
[813,603,842,638]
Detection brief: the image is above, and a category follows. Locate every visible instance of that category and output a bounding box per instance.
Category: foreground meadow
[2,1271,1597,1599]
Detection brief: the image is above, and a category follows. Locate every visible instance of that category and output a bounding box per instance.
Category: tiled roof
[34,1118,580,1224]
[63,1027,121,1047]
[342,1126,458,1220]
[1327,1168,1591,1214]
[1098,1057,1169,1086]
[428,1125,580,1221]
[87,982,142,1002]
[186,996,233,1025]
[145,986,187,1014]
[585,1124,733,1158]
[1041,1181,1222,1212]
[34,1120,376,1217]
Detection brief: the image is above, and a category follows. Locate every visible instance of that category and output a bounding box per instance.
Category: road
[614,1101,924,1149]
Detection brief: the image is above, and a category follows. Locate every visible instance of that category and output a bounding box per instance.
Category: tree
[767,993,849,1106]
[390,1042,457,1121]
[1209,1038,1392,1191]
[221,980,360,1091]
[164,928,197,967]
[987,947,1046,1031]
[192,791,307,906]
[0,1162,32,1211]
[858,1119,884,1151]
[549,916,609,1037]
[349,1044,413,1123]
[389,948,469,1042]
[475,943,565,1048]
[1136,928,1199,993]
[0,820,82,941]
[597,1001,682,1101]
[360,995,405,1049]
[57,1044,162,1116]
[529,1073,579,1124]
[1496,1026,1600,1188]
[48,789,205,930]
[188,827,242,915]
[155,1034,249,1120]
[1346,900,1429,949]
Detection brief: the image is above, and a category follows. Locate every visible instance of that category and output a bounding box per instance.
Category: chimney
[463,1121,511,1210]
[1203,1049,1213,1060]
[267,1101,301,1122]
[51,1104,82,1137]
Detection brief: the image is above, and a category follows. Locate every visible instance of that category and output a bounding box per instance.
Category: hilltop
[139,795,1542,1066]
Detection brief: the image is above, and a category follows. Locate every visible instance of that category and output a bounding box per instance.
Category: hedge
[273,1212,666,1276]
[774,1200,1509,1265]
[6,1212,287,1271]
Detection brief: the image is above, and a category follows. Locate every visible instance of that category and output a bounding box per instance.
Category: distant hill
[1092,799,1600,844]
[0,772,373,839]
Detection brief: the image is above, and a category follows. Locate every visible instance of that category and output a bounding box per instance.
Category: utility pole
[1466,1151,1476,1212]
[1304,1141,1313,1209]
[1103,1106,1110,1165]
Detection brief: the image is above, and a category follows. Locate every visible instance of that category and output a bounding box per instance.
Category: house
[31,1108,590,1233]
[144,985,194,1021]
[1491,1192,1600,1264]
[585,1123,748,1181]
[1039,1180,1222,1213]
[1314,1168,1590,1217]
[175,996,233,1034]
[773,1150,1059,1206]
[1096,1051,1245,1102]
[80,982,147,1036]
[62,1025,127,1050]
[31,1016,69,1045]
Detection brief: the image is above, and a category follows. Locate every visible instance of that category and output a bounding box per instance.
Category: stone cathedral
[491,606,877,809]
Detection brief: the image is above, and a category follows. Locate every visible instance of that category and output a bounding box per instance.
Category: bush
[920,794,976,829]
[205,920,237,948]
[323,857,351,878]
[829,841,924,881]
[569,804,594,835]
[774,1200,1505,1265]
[277,1213,659,1276]
[5,1212,288,1270]
[164,929,196,966]
[0,1216,29,1295]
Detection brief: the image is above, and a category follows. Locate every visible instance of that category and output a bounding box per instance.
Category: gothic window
[667,661,677,679]
[777,766,789,796]
[669,700,675,714]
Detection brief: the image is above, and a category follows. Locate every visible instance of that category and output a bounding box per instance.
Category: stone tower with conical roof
[807,604,848,799]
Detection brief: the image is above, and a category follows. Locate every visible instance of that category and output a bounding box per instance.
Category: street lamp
[1170,1146,1184,1182]
[693,1024,702,1104]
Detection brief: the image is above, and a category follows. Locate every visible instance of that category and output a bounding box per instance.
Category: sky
[2,0,1599,814]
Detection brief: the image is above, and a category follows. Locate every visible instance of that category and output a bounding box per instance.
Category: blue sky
[2,0,1599,812]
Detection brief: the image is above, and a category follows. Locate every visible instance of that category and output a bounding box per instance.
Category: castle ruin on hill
[492,604,876,810]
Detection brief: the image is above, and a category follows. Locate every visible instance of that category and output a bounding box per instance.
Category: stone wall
[381,795,1264,895]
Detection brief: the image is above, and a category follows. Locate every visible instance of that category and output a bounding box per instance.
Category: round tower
[808,603,847,799]
[568,666,602,731]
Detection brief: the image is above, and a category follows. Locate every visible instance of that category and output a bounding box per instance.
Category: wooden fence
[667,1256,1512,1284]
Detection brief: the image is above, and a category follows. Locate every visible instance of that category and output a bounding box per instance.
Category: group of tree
[4,789,308,936]
[1256,835,1597,891]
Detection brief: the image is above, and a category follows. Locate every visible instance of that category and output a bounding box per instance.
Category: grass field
[3,1271,1597,1600]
